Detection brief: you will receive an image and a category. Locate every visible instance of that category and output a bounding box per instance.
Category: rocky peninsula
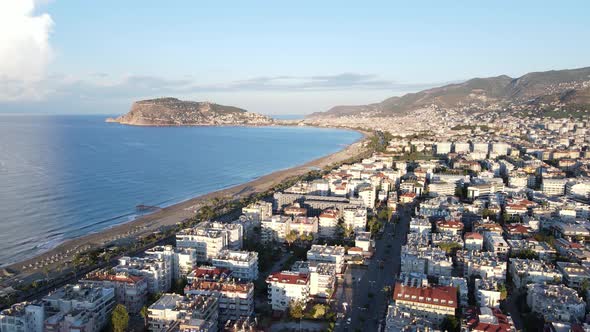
[106,97,274,126]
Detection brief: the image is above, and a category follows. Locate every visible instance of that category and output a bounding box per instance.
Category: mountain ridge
[308,67,590,119]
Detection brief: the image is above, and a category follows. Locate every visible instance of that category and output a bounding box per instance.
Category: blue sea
[0,115,361,265]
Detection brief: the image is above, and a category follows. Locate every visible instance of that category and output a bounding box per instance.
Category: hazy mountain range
[308,66,590,119]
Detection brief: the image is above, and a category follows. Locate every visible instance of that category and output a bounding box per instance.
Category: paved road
[335,207,410,332]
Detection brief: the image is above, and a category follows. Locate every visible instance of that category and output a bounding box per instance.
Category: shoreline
[4,127,369,278]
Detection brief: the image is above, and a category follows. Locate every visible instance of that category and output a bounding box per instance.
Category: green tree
[173,277,188,294]
[341,224,354,238]
[140,305,149,327]
[286,230,298,247]
[111,304,129,332]
[440,315,460,332]
[289,300,305,319]
[438,241,462,254]
[498,283,508,300]
[310,303,327,319]
[197,205,215,221]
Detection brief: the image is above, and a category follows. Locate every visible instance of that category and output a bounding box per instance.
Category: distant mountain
[106,98,273,126]
[308,67,590,119]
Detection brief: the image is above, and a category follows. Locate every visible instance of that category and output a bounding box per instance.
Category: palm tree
[140,305,149,328]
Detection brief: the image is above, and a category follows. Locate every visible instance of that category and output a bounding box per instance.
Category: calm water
[0,115,360,265]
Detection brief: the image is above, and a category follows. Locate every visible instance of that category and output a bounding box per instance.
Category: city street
[335,207,410,332]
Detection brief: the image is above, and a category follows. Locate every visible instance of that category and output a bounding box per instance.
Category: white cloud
[0,0,53,100]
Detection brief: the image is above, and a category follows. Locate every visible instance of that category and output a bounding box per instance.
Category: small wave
[35,236,65,251]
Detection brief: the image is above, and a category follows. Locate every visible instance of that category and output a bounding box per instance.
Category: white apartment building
[409,216,432,235]
[472,142,490,154]
[454,142,471,154]
[491,142,510,156]
[464,232,484,251]
[566,181,590,202]
[509,258,561,289]
[542,178,569,196]
[435,142,452,155]
[266,271,310,311]
[358,185,376,209]
[261,215,291,243]
[421,247,453,278]
[461,251,507,280]
[307,245,346,273]
[556,261,590,289]
[428,181,457,197]
[42,284,115,332]
[198,222,243,250]
[507,239,556,262]
[400,251,427,275]
[318,209,339,239]
[475,278,503,308]
[526,284,585,323]
[0,302,44,332]
[114,256,172,294]
[438,276,468,306]
[82,272,148,314]
[242,201,273,222]
[148,293,218,332]
[185,280,254,322]
[308,262,336,298]
[211,250,258,281]
[342,207,367,233]
[176,228,229,262]
[484,233,509,256]
[355,231,373,252]
[289,216,319,237]
[145,245,198,280]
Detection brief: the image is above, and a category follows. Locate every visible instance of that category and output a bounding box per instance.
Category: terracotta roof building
[393,282,457,324]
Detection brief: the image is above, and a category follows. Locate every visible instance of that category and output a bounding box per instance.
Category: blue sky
[1,0,589,115]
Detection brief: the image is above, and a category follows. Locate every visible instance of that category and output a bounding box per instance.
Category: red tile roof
[267,272,309,285]
[465,307,513,332]
[437,220,464,230]
[192,266,231,279]
[85,273,144,284]
[505,224,532,235]
[319,209,339,219]
[187,280,253,293]
[393,282,457,308]
[464,232,484,240]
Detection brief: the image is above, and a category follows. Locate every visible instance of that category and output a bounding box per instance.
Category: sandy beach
[4,129,368,282]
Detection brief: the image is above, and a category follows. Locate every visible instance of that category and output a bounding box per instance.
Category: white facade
[318,209,339,239]
[211,250,259,281]
[42,284,115,332]
[0,302,44,332]
[342,207,367,233]
[266,272,310,311]
[542,178,568,196]
[526,284,585,323]
[261,215,291,243]
[358,186,376,209]
[309,262,336,298]
[475,278,502,308]
[176,228,229,262]
[307,245,346,273]
[145,245,197,280]
[115,256,172,294]
[148,293,218,332]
